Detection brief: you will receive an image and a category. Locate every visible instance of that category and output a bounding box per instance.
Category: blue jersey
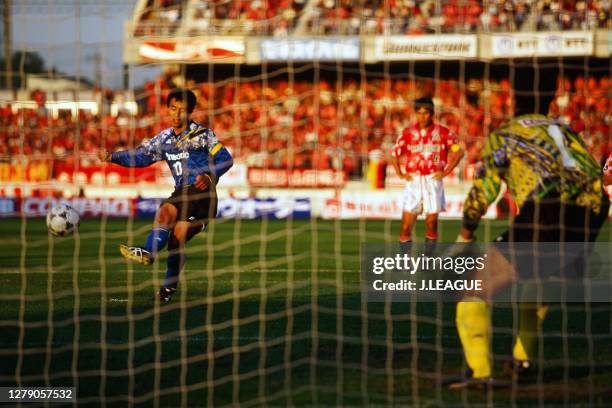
[110,121,233,188]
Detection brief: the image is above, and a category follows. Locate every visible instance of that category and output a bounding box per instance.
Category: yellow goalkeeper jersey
[463,114,606,223]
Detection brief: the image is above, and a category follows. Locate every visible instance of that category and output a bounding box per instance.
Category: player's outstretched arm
[98,148,112,163]
[98,146,157,168]
[99,132,163,168]
[460,133,504,240]
[461,167,502,240]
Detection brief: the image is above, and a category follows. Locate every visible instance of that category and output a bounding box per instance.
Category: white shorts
[402,174,445,214]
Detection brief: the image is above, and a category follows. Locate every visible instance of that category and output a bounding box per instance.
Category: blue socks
[144,228,170,256]
[143,227,183,290]
[163,251,184,290]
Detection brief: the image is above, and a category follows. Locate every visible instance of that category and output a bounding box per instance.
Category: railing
[127,9,610,38]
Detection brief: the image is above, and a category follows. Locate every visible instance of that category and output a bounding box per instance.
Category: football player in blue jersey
[98,89,233,302]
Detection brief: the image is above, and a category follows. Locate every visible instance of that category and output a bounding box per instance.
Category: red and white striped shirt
[604,153,612,177]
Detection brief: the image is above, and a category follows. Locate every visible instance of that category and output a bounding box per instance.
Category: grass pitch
[1,218,611,406]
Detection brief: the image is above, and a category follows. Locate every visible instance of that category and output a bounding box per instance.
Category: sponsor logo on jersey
[518,118,554,127]
[165,152,190,161]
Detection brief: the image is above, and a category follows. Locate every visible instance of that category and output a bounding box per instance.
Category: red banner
[247,169,346,188]
[139,39,246,63]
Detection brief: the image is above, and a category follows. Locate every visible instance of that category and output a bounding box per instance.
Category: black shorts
[496,195,609,243]
[163,184,218,223]
[495,193,609,279]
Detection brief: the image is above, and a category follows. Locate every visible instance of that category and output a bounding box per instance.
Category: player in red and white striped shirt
[604,152,612,186]
[391,97,464,254]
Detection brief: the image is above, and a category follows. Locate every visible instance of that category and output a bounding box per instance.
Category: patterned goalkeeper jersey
[463,114,606,224]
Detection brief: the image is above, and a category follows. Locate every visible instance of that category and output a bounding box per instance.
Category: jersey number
[173,161,183,176]
[547,125,577,169]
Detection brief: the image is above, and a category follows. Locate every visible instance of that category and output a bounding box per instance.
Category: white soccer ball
[46,204,80,237]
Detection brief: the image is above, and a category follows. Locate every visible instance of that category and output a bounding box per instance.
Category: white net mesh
[1,0,611,406]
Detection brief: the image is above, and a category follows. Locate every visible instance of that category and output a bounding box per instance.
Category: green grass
[1,218,611,407]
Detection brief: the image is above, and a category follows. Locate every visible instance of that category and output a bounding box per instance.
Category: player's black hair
[414,97,435,113]
[167,88,197,114]
[512,63,558,116]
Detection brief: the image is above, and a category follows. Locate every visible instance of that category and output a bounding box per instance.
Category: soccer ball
[46,204,80,237]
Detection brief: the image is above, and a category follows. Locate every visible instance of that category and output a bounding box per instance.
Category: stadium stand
[131,0,611,36]
[1,75,608,180]
[2,1,611,405]
[133,0,185,36]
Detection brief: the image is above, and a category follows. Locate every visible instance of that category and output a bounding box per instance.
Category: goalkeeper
[98,89,233,303]
[450,66,610,388]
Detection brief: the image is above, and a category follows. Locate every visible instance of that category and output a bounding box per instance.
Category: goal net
[1,0,611,406]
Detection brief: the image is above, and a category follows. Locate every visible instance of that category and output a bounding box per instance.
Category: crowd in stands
[134,0,184,36]
[1,74,609,179]
[309,0,610,34]
[135,0,308,37]
[533,0,610,31]
[309,0,524,34]
[133,0,610,37]
[188,0,306,36]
